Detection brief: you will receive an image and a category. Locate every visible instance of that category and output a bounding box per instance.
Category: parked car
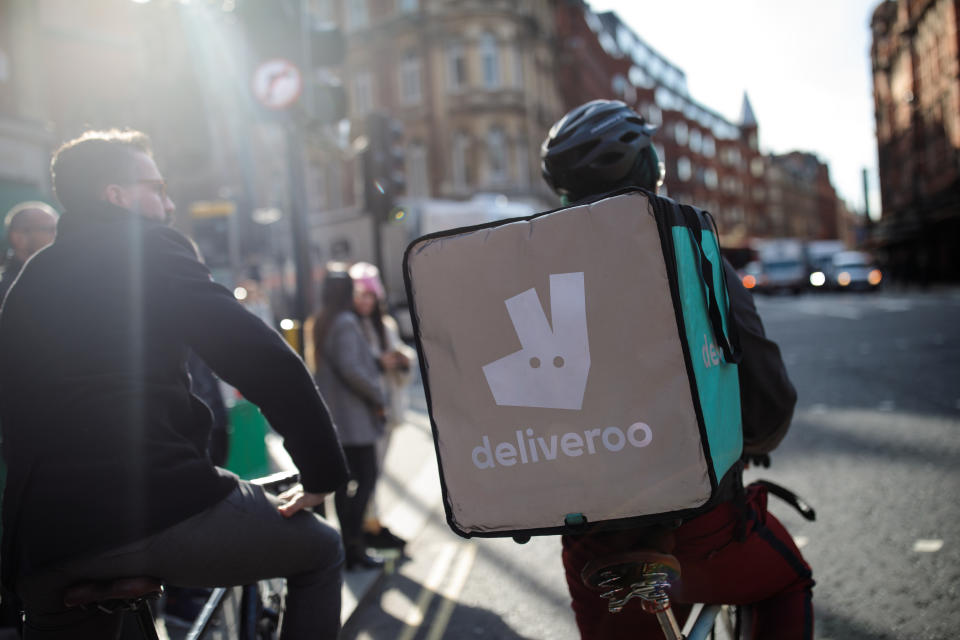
[827,251,883,291]
[806,240,846,291]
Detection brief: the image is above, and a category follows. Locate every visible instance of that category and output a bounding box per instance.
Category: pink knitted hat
[349,261,385,299]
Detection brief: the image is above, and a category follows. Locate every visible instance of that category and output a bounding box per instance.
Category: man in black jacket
[0,129,350,639]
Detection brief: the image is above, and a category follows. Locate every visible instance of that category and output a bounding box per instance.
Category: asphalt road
[343,288,960,640]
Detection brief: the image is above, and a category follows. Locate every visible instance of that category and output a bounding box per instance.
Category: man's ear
[103,184,128,208]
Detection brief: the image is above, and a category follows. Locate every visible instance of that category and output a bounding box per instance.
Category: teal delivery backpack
[403,188,744,538]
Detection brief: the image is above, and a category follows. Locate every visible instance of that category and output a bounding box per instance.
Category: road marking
[381,448,441,542]
[424,544,479,640]
[913,539,944,553]
[874,299,913,312]
[793,300,862,320]
[397,543,459,639]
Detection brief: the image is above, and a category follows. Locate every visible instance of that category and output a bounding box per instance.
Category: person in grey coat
[311,270,387,570]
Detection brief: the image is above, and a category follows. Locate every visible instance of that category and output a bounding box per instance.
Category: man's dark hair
[50,129,154,212]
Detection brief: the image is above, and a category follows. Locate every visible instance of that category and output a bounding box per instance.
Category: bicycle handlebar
[250,470,300,495]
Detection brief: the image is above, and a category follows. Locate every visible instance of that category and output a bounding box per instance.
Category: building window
[398,0,418,13]
[750,157,765,177]
[480,32,500,89]
[406,141,429,198]
[487,127,507,183]
[514,139,529,187]
[654,143,666,168]
[452,132,470,190]
[689,129,702,154]
[399,50,422,105]
[702,135,715,157]
[326,161,343,210]
[353,71,374,115]
[677,157,692,181]
[674,121,688,146]
[512,44,524,88]
[704,168,718,189]
[446,42,467,92]
[347,0,369,30]
[307,0,334,21]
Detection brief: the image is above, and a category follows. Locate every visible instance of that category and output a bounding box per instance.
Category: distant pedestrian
[348,261,415,552]
[311,269,388,570]
[0,201,58,305]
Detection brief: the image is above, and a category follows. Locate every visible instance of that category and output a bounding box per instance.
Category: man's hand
[276,484,330,518]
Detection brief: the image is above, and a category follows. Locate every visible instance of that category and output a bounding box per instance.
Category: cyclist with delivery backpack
[540,99,815,640]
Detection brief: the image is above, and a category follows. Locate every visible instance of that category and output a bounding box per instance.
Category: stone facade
[319,0,563,208]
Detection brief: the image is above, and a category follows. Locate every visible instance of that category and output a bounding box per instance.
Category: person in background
[348,262,416,553]
[311,269,388,570]
[0,202,59,305]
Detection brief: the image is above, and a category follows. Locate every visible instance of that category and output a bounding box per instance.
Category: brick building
[765,152,841,240]
[552,0,769,248]
[870,0,960,282]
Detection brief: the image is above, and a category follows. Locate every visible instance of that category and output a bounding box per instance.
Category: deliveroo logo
[482,272,590,411]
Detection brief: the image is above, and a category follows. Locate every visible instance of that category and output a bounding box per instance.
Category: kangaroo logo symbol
[482,272,591,411]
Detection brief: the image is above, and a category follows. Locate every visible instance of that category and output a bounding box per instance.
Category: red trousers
[562,483,814,639]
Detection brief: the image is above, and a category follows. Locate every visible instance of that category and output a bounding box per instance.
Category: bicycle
[579,478,815,640]
[581,550,748,640]
[64,471,302,640]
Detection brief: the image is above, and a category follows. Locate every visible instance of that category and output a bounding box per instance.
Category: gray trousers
[17,481,344,639]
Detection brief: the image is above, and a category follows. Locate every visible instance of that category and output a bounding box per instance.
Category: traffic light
[362,113,406,222]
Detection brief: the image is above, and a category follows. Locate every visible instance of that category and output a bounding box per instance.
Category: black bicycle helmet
[541,99,659,201]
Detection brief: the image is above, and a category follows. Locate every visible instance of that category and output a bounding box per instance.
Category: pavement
[260,385,438,630]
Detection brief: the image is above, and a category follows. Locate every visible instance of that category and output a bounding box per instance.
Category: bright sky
[588,0,882,219]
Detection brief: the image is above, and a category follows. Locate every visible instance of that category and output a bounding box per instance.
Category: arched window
[406,141,429,198]
[353,71,374,115]
[446,41,467,92]
[347,0,369,30]
[452,132,470,190]
[399,50,422,105]
[480,32,500,89]
[514,139,529,187]
[487,127,507,183]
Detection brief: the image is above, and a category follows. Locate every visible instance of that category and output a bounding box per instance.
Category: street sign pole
[252,58,312,354]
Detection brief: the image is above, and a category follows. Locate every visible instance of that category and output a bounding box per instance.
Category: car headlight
[810,271,826,287]
[743,275,757,289]
[868,269,882,285]
[837,272,851,287]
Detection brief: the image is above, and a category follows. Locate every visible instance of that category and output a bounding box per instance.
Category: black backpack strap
[677,204,742,364]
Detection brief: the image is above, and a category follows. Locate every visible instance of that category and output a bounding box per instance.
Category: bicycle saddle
[64,576,163,609]
[581,551,681,590]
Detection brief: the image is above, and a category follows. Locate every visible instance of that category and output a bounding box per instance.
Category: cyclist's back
[0,129,349,639]
[540,100,814,639]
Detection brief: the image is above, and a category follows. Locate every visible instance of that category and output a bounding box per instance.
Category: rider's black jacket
[0,203,349,588]
[722,258,796,457]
